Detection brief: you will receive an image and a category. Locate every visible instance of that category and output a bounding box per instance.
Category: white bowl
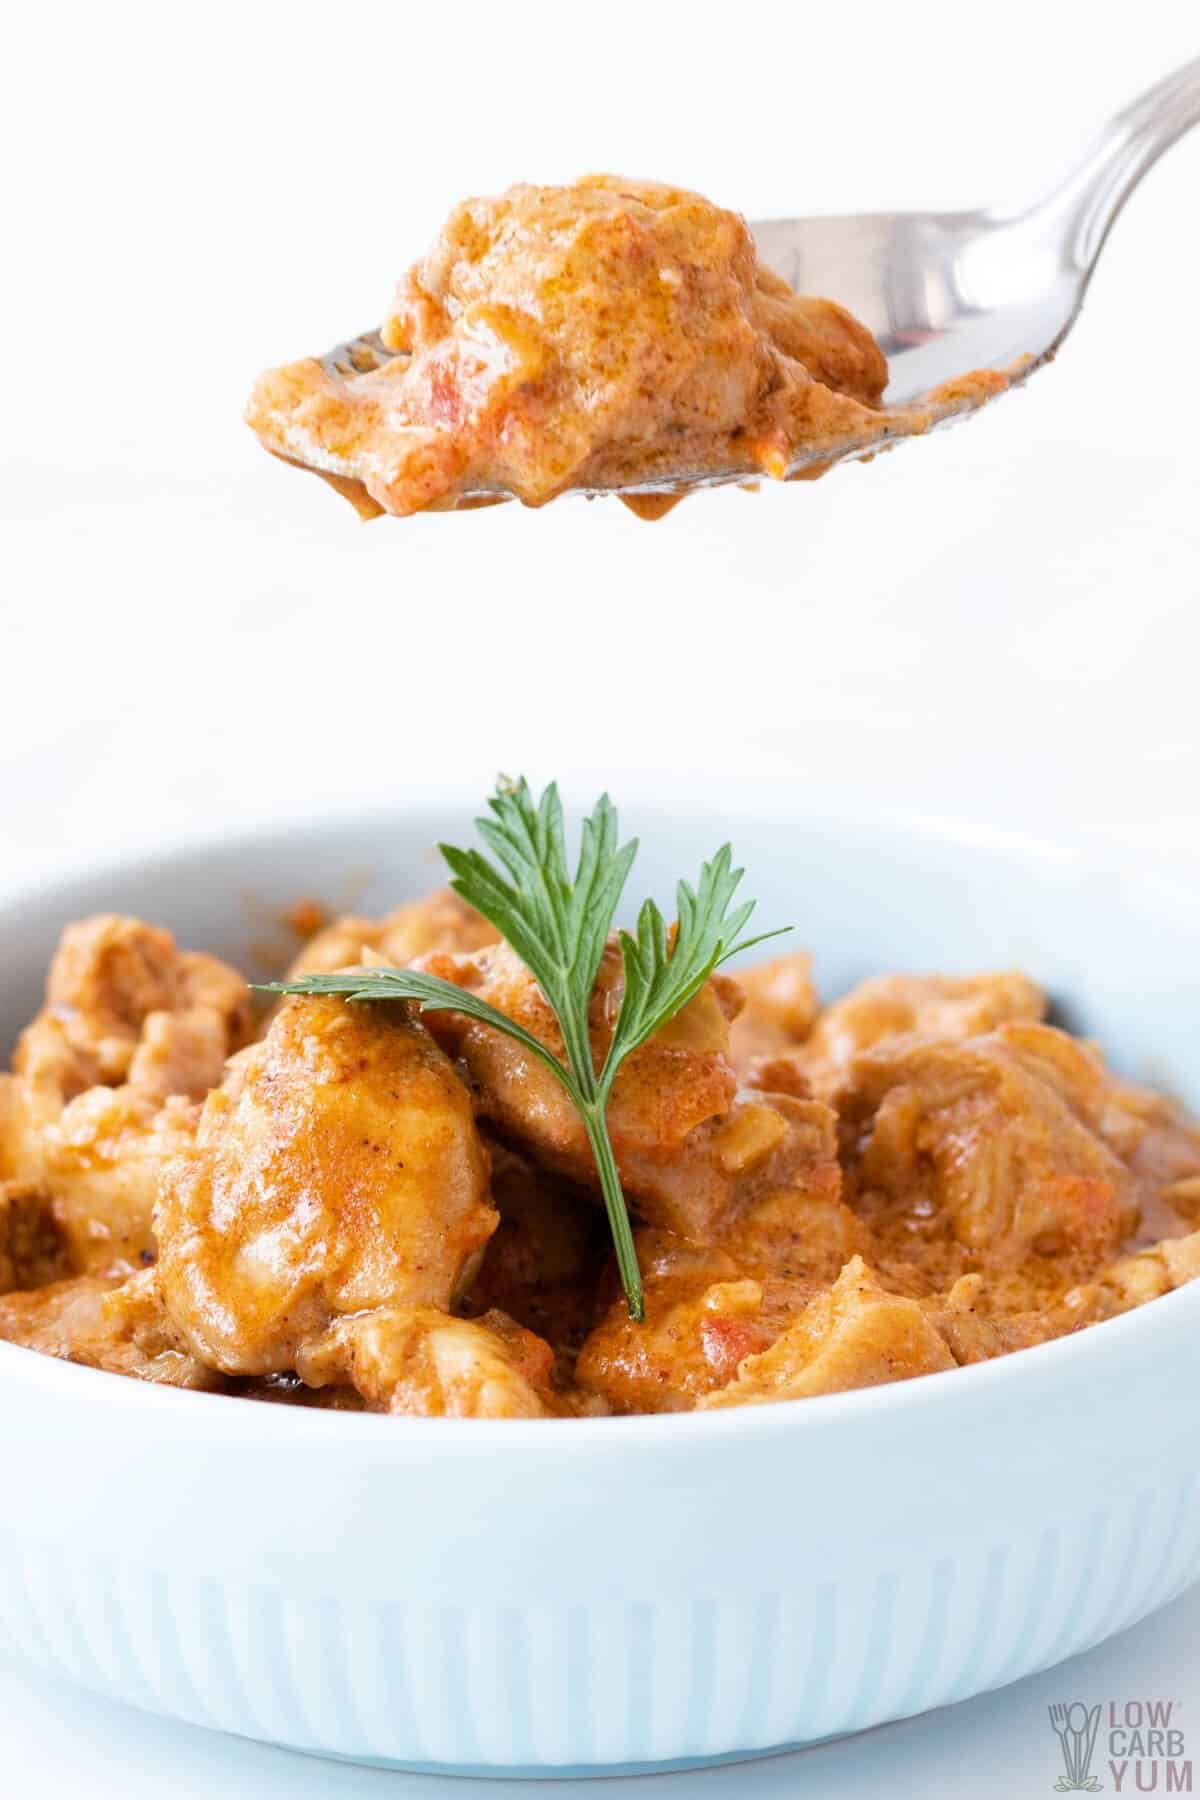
[1,806,1198,1778]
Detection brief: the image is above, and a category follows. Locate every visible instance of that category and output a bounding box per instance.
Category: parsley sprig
[260,778,787,1320]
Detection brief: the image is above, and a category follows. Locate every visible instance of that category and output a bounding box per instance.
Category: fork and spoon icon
[1049,1702,1104,1792]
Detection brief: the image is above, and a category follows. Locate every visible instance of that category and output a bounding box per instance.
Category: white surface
[2,0,1199,1792]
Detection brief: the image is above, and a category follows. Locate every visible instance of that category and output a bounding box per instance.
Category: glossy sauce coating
[2,893,1198,1416]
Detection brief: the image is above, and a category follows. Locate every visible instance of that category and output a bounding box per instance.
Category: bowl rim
[2,802,1197,1453]
[1,1272,1197,1452]
[4,785,1196,910]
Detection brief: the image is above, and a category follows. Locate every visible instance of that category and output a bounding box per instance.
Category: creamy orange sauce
[246,175,1008,521]
[2,899,1198,1416]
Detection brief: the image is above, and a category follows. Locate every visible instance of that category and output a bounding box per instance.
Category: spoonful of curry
[246,59,1200,522]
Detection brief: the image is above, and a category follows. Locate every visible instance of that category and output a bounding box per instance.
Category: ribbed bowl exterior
[1,1496,1199,1774]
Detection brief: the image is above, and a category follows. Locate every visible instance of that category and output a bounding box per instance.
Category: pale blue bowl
[0,806,1196,1776]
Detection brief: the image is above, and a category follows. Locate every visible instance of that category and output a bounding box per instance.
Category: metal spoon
[308,56,1200,508]
[753,54,1200,408]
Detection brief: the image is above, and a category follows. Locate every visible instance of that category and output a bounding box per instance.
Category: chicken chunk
[576,1097,863,1412]
[1161,1229,1200,1287]
[4,1082,201,1275]
[576,1237,766,1414]
[297,1305,557,1418]
[154,995,498,1400]
[989,1221,1200,1343]
[0,1268,224,1389]
[699,1257,956,1408]
[726,950,819,1076]
[1,917,252,1272]
[287,888,496,979]
[16,913,251,1095]
[916,1271,1082,1364]
[1109,1079,1200,1231]
[799,971,1046,1099]
[1093,1225,1200,1311]
[841,1022,1141,1269]
[417,938,752,1237]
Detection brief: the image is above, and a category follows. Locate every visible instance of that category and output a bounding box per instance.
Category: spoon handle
[1022,57,1200,272]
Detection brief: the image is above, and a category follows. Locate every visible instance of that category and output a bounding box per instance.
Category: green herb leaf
[258,778,789,1324]
[600,846,790,1094]
[439,778,637,1101]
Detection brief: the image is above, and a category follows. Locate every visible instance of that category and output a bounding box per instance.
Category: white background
[2,1,1198,1793]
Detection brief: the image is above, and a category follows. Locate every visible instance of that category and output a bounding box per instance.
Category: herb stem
[579,1100,645,1321]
